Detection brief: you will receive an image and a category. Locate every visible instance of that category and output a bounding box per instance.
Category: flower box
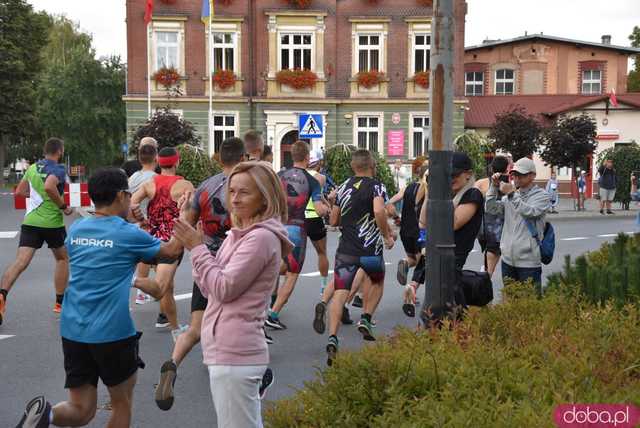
[152,67,181,88]
[356,70,385,89]
[276,69,318,90]
[212,69,236,91]
[414,71,430,89]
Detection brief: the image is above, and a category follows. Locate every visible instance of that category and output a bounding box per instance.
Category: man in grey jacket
[486,157,551,289]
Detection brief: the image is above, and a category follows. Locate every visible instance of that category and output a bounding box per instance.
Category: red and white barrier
[14,183,91,210]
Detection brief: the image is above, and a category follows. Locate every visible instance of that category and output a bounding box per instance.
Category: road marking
[597,234,618,238]
[562,237,588,241]
[0,335,15,341]
[175,292,192,301]
[0,231,18,239]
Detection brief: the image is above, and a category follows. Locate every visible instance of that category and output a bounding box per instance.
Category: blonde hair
[226,161,287,228]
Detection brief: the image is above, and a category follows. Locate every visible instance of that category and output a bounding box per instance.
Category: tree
[454,130,493,179]
[175,144,221,187]
[34,16,126,170]
[597,143,640,209]
[325,143,397,194]
[628,26,640,92]
[489,106,544,161]
[0,0,48,185]
[132,108,200,151]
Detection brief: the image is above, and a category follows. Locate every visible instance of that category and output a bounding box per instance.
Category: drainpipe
[248,0,256,130]
[420,0,456,327]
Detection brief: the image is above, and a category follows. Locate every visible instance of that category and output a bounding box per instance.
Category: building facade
[463,34,638,97]
[124,0,468,170]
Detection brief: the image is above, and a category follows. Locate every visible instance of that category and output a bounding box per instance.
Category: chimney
[602,35,612,45]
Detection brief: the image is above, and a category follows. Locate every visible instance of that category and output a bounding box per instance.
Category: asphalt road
[0,195,637,427]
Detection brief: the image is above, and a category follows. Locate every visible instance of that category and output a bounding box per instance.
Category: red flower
[276,69,318,90]
[356,70,385,89]
[416,0,433,6]
[414,71,430,89]
[212,69,236,90]
[283,0,312,8]
[152,67,180,88]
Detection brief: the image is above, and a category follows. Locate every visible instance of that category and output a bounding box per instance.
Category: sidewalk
[550,197,640,220]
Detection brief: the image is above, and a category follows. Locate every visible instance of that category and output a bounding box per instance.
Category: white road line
[175,292,192,301]
[0,231,18,239]
[0,335,15,341]
[597,234,618,238]
[562,237,588,241]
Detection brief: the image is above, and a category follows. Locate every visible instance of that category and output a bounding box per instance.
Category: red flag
[609,88,618,108]
[144,0,154,24]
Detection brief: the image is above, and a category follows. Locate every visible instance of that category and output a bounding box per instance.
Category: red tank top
[147,174,183,241]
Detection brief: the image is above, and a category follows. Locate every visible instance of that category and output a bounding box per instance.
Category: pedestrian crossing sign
[298,114,324,138]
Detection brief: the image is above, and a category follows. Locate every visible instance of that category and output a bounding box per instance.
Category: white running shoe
[171,324,189,343]
[135,290,147,305]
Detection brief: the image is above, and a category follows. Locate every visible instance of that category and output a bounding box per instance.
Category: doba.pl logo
[554,404,640,427]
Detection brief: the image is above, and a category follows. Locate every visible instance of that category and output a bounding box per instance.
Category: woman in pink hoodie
[173,161,292,428]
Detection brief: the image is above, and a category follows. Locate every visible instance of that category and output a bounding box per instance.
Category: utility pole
[420,0,457,326]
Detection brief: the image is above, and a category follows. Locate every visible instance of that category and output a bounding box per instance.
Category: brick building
[124,0,468,169]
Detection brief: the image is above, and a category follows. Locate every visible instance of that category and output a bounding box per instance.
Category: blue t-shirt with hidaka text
[61,216,161,343]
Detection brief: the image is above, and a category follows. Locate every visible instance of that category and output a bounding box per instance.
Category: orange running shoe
[53,302,62,314]
[0,293,5,325]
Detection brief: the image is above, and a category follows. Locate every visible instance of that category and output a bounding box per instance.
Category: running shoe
[313,302,326,334]
[326,336,339,366]
[17,395,51,428]
[341,306,353,325]
[265,315,287,330]
[357,318,376,341]
[155,313,170,328]
[259,368,274,399]
[135,290,148,305]
[52,303,62,314]
[155,360,177,411]
[264,328,274,345]
[397,259,409,285]
[0,293,5,325]
[171,325,189,343]
[352,295,363,308]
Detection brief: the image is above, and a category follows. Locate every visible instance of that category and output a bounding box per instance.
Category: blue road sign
[298,114,324,139]
[121,143,129,154]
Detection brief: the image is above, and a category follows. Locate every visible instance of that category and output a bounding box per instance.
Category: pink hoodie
[191,217,293,366]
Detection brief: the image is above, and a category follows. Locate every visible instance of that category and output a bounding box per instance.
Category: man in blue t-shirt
[17,168,183,428]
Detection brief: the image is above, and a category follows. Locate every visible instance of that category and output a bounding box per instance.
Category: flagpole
[208,1,214,153]
[147,22,152,119]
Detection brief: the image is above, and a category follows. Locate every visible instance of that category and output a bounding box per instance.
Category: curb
[549,210,639,221]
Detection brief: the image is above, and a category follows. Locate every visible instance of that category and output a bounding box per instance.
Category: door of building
[280,131,310,169]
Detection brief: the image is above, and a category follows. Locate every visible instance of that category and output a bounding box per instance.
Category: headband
[158,153,179,167]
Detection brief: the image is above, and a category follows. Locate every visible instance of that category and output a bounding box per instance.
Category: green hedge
[325,144,397,195]
[546,233,640,307]
[264,283,640,427]
[175,144,221,187]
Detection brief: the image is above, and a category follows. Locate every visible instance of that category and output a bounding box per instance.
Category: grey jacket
[485,184,551,268]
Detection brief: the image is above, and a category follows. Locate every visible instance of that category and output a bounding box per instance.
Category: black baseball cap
[451,152,473,176]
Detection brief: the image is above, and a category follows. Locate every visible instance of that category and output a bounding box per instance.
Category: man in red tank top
[132,147,194,333]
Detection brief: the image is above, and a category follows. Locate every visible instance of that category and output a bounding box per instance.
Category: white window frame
[494,68,515,95]
[353,113,384,154]
[582,69,602,94]
[154,30,181,71]
[356,34,383,73]
[412,33,431,74]
[278,32,315,71]
[409,113,430,159]
[209,111,240,156]
[465,71,484,96]
[211,32,237,73]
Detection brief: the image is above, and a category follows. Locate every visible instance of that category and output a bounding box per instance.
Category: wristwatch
[60,203,68,210]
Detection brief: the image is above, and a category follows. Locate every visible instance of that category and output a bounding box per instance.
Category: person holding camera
[485,158,551,290]
[631,172,640,201]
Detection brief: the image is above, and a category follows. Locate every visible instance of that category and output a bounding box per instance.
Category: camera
[500,174,510,183]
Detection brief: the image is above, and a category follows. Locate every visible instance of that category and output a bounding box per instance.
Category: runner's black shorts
[191,282,208,312]
[400,234,420,255]
[305,217,327,242]
[62,333,144,389]
[19,225,66,249]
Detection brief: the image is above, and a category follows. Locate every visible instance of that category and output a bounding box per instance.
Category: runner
[16,167,183,428]
[266,141,328,330]
[315,150,394,366]
[128,140,158,305]
[244,130,264,161]
[0,138,73,325]
[304,149,332,295]
[155,137,245,411]
[387,165,428,317]
[131,147,194,334]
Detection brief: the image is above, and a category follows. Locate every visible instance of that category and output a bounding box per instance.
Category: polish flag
[144,0,154,24]
[609,88,618,108]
